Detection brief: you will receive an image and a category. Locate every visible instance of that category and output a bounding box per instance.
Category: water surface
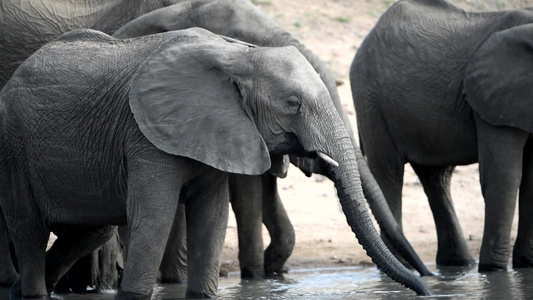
[2,265,532,299]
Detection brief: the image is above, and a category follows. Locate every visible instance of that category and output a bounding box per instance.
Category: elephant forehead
[256,47,322,83]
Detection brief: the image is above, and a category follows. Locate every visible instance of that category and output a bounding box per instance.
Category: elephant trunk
[325,137,431,295]
[271,28,432,276]
[355,147,433,276]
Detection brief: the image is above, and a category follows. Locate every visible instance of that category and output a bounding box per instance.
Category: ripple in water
[2,265,532,299]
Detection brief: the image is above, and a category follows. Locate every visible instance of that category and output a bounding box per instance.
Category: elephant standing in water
[114,0,432,278]
[351,0,533,271]
[0,28,431,298]
[0,0,431,286]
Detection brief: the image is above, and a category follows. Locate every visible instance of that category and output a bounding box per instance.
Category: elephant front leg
[476,116,528,272]
[185,170,229,298]
[229,174,265,279]
[116,152,185,300]
[513,140,533,268]
[411,164,475,267]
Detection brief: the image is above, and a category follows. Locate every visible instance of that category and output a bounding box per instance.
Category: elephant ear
[464,24,533,131]
[129,34,271,175]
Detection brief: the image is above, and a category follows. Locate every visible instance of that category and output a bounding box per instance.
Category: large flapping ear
[129,32,271,175]
[464,24,533,131]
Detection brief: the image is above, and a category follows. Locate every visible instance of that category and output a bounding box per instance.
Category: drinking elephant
[0,0,431,285]
[350,0,533,271]
[0,28,431,298]
[114,0,432,278]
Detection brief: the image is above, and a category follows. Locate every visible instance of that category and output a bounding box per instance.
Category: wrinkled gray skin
[0,0,187,288]
[0,0,429,285]
[351,0,533,271]
[0,28,430,298]
[113,0,432,278]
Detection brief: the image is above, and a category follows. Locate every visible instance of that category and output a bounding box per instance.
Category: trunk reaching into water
[269,28,432,276]
[327,138,431,296]
[355,147,433,276]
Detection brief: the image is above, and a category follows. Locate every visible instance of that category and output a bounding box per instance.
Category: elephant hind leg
[0,210,18,287]
[262,174,295,278]
[1,183,49,299]
[411,163,475,267]
[513,138,533,269]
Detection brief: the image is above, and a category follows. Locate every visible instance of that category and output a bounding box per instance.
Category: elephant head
[125,28,430,295]
[114,0,432,277]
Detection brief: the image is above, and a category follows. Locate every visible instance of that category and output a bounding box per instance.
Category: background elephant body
[0,0,185,89]
[350,0,533,271]
[0,28,430,298]
[114,0,431,278]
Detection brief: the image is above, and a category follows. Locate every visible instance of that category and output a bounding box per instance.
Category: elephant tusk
[318,152,339,168]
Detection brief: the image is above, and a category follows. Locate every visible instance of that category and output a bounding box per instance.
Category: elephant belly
[28,153,128,226]
[390,107,478,166]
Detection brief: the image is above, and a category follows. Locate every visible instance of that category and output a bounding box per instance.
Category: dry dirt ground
[220,0,533,274]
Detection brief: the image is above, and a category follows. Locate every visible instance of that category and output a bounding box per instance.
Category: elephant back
[464,24,533,132]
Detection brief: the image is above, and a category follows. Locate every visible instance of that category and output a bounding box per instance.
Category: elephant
[0,0,195,288]
[0,28,431,298]
[113,0,432,278]
[350,0,533,271]
[0,0,431,284]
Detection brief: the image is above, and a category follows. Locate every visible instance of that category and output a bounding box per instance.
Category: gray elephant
[0,0,431,284]
[350,0,533,271]
[0,0,192,288]
[114,0,432,278]
[0,28,431,298]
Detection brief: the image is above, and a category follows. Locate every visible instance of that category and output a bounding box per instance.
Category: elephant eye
[287,95,302,114]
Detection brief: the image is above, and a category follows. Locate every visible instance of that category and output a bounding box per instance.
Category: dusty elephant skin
[114,0,432,278]
[0,28,430,299]
[351,0,533,271]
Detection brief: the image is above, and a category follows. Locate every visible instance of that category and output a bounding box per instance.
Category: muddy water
[1,265,532,299]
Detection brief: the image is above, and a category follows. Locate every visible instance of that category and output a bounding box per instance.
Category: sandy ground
[220,0,527,274]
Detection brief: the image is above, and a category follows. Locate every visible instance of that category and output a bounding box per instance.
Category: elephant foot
[512,255,533,269]
[478,263,507,273]
[264,266,287,279]
[9,280,48,300]
[0,271,18,287]
[436,252,476,267]
[185,291,216,299]
[52,275,72,294]
[115,289,152,300]
[240,266,264,279]
[263,243,293,278]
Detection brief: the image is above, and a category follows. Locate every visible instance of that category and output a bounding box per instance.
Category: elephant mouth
[269,133,313,157]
